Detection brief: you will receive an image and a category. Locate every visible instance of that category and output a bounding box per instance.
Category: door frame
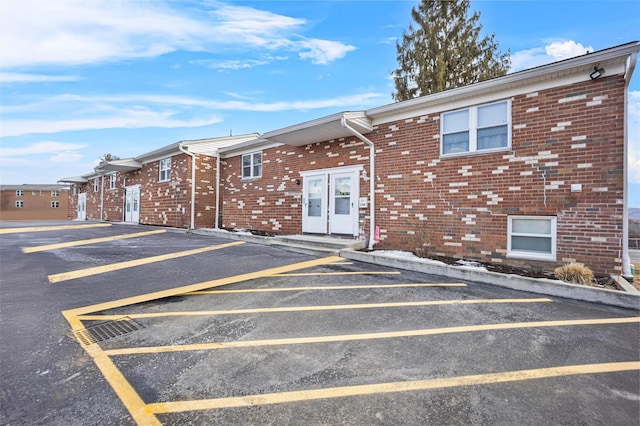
[124,185,141,223]
[300,165,362,237]
[77,193,87,220]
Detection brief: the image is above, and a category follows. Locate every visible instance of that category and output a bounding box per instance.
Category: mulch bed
[407,254,619,291]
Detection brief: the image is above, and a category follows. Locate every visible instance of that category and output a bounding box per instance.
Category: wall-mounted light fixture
[590,66,605,80]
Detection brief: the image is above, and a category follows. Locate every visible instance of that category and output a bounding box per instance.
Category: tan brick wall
[0,189,69,220]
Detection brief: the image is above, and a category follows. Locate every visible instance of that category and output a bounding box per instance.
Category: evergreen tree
[392,0,510,101]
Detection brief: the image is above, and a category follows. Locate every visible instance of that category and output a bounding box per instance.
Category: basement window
[51,201,60,208]
[16,201,24,208]
[242,152,262,179]
[507,216,556,261]
[159,157,172,182]
[441,100,510,156]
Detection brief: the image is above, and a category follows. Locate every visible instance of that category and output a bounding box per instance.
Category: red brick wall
[220,76,625,274]
[221,142,371,233]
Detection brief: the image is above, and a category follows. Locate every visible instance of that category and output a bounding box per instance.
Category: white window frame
[16,190,24,196]
[242,151,262,179]
[159,157,172,182]
[51,201,60,208]
[15,201,23,208]
[93,178,99,192]
[507,216,557,261]
[441,100,511,157]
[51,190,59,197]
[109,173,116,190]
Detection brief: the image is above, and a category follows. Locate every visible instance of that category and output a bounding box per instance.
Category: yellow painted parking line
[184,283,467,295]
[103,316,640,356]
[61,255,343,426]
[48,241,245,283]
[62,255,344,324]
[22,229,166,253]
[0,223,111,234]
[147,361,640,413]
[270,271,402,277]
[77,298,552,321]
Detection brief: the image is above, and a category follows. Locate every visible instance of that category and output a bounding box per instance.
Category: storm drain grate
[72,317,144,347]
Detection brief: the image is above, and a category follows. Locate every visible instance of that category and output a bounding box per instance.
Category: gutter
[178,143,196,230]
[622,52,637,280]
[341,115,376,250]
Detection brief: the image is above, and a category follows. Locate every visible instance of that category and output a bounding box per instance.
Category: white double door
[124,185,140,223]
[302,167,360,236]
[77,193,87,220]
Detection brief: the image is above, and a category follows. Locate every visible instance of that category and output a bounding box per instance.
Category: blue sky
[1,1,639,205]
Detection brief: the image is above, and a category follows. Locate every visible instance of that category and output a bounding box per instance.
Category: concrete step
[271,235,366,256]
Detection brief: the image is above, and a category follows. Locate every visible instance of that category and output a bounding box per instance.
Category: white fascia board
[218,140,284,159]
[182,133,261,155]
[368,42,640,123]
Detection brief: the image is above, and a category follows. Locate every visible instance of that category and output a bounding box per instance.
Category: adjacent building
[61,42,639,278]
[0,184,70,221]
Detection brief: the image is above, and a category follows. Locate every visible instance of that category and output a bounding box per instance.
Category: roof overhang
[95,158,142,173]
[58,176,88,184]
[367,41,640,121]
[261,111,373,146]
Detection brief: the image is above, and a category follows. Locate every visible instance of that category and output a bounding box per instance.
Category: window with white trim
[441,100,510,156]
[109,173,116,190]
[52,190,59,197]
[242,152,262,179]
[159,158,172,182]
[93,178,99,192]
[16,201,23,208]
[16,190,24,196]
[51,201,59,208]
[508,216,556,261]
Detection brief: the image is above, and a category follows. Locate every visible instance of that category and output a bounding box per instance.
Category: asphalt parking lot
[1,221,639,425]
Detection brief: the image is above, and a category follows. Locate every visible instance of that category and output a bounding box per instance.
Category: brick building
[62,42,639,277]
[0,184,69,221]
[60,134,259,228]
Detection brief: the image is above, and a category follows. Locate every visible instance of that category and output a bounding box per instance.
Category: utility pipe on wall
[621,52,637,280]
[178,143,196,230]
[341,115,376,250]
[215,153,221,229]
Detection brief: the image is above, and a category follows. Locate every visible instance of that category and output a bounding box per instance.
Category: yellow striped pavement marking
[0,223,111,234]
[147,361,640,413]
[48,241,245,283]
[76,298,552,321]
[270,271,401,277]
[23,229,166,253]
[185,283,467,295]
[103,316,640,356]
[61,255,344,426]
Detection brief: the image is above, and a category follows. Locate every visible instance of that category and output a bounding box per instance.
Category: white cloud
[298,38,357,65]
[1,110,223,137]
[0,73,81,83]
[510,40,593,72]
[50,151,84,164]
[0,1,354,68]
[0,92,383,136]
[0,141,86,157]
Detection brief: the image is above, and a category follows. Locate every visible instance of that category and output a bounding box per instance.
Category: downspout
[100,174,104,221]
[621,52,637,280]
[341,115,376,250]
[178,143,196,230]
[215,152,221,229]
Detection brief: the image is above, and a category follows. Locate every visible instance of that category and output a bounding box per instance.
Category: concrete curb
[340,249,640,311]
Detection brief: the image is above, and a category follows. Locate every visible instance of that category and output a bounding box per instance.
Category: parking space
[1,222,639,425]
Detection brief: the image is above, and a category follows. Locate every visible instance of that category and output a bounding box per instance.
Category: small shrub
[407,229,434,258]
[554,263,595,286]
